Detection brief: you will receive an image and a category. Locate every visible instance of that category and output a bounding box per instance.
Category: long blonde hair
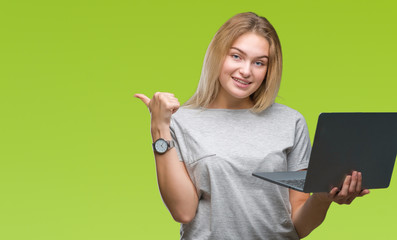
[184,12,282,112]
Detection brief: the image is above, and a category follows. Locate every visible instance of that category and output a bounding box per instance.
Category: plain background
[0,0,396,239]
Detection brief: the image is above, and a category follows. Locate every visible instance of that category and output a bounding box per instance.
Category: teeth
[233,77,249,85]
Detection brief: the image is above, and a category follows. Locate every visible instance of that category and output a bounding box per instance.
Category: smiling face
[211,32,270,109]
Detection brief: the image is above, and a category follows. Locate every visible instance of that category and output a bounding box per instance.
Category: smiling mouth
[232,77,251,85]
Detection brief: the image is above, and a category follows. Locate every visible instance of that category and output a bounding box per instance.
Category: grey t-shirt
[170,103,311,240]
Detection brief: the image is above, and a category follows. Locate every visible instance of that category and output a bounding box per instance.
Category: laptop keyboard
[279,179,306,190]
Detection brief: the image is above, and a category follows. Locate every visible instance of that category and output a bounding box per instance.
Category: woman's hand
[291,171,370,238]
[312,171,370,205]
[135,92,180,128]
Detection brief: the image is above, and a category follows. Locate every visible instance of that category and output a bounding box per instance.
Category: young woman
[135,12,369,239]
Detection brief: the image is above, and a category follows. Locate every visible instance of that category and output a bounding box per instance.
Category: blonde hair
[184,12,282,113]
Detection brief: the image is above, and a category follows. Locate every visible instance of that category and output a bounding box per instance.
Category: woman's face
[216,32,269,108]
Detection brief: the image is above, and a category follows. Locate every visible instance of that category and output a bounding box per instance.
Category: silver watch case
[152,138,175,154]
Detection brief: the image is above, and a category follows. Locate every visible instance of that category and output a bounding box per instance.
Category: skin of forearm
[151,125,199,224]
[292,194,332,238]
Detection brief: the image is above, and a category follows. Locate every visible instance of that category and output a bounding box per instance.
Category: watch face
[154,139,168,154]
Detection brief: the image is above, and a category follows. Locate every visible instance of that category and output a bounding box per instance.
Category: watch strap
[168,139,175,149]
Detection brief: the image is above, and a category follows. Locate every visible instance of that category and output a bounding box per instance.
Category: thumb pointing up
[134,94,151,107]
[134,92,180,127]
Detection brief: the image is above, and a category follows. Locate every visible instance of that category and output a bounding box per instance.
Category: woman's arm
[151,127,199,224]
[289,190,329,238]
[290,171,370,238]
[136,92,199,224]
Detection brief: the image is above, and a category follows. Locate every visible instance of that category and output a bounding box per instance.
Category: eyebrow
[231,47,269,59]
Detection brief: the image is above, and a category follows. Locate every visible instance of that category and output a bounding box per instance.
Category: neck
[208,92,253,109]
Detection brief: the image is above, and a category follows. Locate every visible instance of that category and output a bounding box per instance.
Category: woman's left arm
[290,171,370,239]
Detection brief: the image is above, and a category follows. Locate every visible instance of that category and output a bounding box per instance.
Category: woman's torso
[170,103,311,240]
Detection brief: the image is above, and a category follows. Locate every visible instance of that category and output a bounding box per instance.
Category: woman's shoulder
[170,107,206,127]
[263,103,304,119]
[268,102,296,112]
[263,103,309,135]
[172,106,203,120]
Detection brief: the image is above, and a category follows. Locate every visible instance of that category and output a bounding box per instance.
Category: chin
[229,89,254,99]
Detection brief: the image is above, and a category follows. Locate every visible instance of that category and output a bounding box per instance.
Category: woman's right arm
[135,92,199,224]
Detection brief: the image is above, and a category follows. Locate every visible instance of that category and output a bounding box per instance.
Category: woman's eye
[232,54,240,60]
[254,61,264,66]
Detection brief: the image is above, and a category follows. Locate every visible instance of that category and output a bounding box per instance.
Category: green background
[0,0,396,239]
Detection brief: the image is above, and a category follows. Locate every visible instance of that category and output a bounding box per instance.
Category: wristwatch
[152,138,175,154]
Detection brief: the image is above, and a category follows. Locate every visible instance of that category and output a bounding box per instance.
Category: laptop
[252,113,397,193]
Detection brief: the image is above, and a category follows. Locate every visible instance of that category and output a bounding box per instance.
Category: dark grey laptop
[252,113,397,193]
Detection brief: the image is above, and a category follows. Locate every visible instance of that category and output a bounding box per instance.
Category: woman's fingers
[135,93,151,107]
[170,101,180,114]
[359,189,370,197]
[324,171,369,205]
[329,187,339,198]
[135,92,179,112]
[348,171,358,195]
[338,175,352,198]
[135,92,180,126]
[355,172,362,192]
[358,172,369,196]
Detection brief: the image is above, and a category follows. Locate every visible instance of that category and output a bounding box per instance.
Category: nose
[239,62,251,78]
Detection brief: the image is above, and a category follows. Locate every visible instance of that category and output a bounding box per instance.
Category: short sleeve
[287,111,312,171]
[169,117,185,162]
